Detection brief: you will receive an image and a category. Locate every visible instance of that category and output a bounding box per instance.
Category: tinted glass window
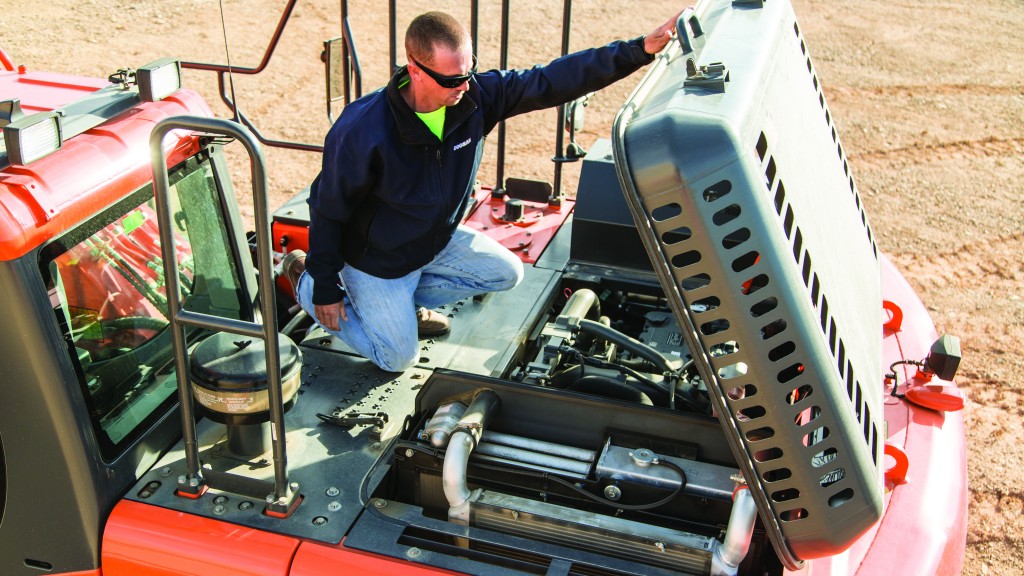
[40,154,247,459]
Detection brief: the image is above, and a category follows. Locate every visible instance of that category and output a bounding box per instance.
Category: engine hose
[617,356,657,372]
[560,289,602,350]
[575,318,675,375]
[574,318,679,409]
[549,364,584,389]
[567,375,653,405]
[554,350,670,405]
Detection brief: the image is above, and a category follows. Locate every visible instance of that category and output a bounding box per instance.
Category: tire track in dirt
[970,488,1024,505]
[848,136,1024,166]
[968,490,1024,543]
[970,531,1024,546]
[890,231,1024,290]
[890,234,1024,402]
[827,83,1024,100]
[960,374,1024,399]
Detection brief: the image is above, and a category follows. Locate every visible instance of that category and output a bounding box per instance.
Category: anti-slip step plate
[611,0,884,567]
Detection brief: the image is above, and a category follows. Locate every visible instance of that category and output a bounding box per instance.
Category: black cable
[547,459,687,511]
[887,359,924,398]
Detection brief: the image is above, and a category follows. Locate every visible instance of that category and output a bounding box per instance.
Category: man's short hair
[405,11,469,65]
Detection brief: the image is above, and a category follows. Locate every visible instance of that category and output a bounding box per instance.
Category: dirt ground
[3,1,1022,574]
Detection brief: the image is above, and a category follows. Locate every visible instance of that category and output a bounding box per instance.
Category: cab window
[39,154,248,459]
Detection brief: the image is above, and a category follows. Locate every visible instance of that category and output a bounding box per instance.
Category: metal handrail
[550,0,575,201]
[493,0,511,196]
[149,115,298,514]
[180,0,326,152]
[341,12,363,103]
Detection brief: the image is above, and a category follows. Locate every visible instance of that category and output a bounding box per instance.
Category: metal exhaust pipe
[711,486,757,576]
[442,389,501,525]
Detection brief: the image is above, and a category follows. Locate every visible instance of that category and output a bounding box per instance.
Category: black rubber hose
[556,347,671,405]
[575,318,675,375]
[567,375,654,405]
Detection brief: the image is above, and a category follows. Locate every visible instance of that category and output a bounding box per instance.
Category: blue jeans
[295,225,524,371]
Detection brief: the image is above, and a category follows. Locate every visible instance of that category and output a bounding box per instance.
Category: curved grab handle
[676,8,705,57]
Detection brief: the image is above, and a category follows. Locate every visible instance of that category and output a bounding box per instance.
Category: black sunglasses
[412,55,477,88]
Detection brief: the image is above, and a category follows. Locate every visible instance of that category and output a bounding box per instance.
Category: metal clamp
[318,411,389,430]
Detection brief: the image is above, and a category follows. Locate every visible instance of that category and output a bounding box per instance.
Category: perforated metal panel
[611,0,883,567]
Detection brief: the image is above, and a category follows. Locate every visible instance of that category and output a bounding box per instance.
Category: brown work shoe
[417,307,450,337]
[281,250,306,295]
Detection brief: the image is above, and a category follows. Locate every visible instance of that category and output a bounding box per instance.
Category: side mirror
[325,37,346,104]
[323,34,361,122]
[562,94,591,161]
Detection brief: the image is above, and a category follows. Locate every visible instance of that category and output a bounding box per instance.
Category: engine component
[520,288,602,384]
[442,389,501,525]
[420,400,468,448]
[639,310,690,359]
[595,441,738,501]
[473,430,596,478]
[483,430,597,462]
[710,487,757,576]
[469,490,716,574]
[517,286,711,413]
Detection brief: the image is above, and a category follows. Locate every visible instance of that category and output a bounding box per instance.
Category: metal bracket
[264,482,302,518]
[685,61,730,92]
[318,410,389,430]
[0,98,24,129]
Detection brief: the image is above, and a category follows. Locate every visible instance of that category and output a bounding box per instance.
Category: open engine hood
[612,0,885,568]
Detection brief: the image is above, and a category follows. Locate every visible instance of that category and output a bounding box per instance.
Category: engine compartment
[351,275,781,576]
[512,282,720,414]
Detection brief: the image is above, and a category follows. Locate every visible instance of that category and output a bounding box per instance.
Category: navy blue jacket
[306,37,654,305]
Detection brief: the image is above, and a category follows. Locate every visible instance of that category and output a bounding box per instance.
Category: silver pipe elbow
[711,486,758,576]
[443,431,475,513]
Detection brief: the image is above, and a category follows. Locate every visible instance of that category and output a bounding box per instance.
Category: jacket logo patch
[453,138,472,151]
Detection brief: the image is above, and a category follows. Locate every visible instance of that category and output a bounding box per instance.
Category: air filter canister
[190,332,301,425]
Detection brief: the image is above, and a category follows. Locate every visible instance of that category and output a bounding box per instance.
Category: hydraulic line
[474,442,592,476]
[482,430,596,462]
